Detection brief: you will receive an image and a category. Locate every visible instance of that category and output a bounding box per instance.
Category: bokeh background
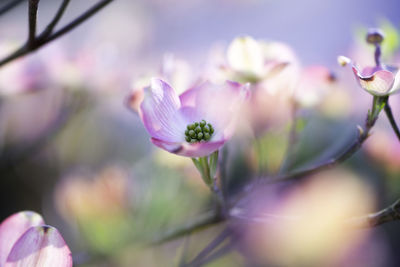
[1,0,400,266]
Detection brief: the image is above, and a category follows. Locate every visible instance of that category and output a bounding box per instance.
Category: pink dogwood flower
[139,78,249,157]
[339,55,400,96]
[0,211,72,267]
[339,28,400,97]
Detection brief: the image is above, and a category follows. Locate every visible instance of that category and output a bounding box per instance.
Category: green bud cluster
[185,120,214,143]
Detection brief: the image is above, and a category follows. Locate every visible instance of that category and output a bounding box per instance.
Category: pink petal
[140,78,186,142]
[352,66,395,96]
[151,137,225,157]
[0,211,45,266]
[180,81,249,138]
[5,226,72,267]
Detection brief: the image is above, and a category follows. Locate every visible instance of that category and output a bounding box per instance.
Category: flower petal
[140,78,186,142]
[5,226,72,267]
[0,211,45,266]
[352,66,395,96]
[180,81,249,140]
[152,137,225,157]
[227,36,264,77]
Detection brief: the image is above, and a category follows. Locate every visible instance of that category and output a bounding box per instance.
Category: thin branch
[348,199,400,228]
[263,96,386,184]
[45,0,113,43]
[28,0,40,47]
[152,211,223,244]
[231,198,400,228]
[384,98,400,141]
[0,0,25,16]
[191,241,235,267]
[183,228,231,267]
[38,0,70,39]
[0,0,113,68]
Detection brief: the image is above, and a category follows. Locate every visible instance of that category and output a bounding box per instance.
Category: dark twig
[0,0,25,16]
[45,0,112,43]
[0,0,113,68]
[183,228,231,267]
[152,211,223,244]
[28,0,40,47]
[231,198,400,229]
[348,199,400,227]
[38,0,70,40]
[263,96,386,184]
[186,241,235,267]
[383,98,400,141]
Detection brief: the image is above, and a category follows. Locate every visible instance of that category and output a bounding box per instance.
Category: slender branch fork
[0,0,114,68]
[383,98,400,141]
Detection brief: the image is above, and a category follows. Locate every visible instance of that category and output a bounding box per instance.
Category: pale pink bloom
[338,55,400,96]
[139,78,249,157]
[127,54,198,113]
[0,211,72,267]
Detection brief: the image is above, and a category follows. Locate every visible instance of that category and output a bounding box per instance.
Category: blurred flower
[239,169,376,266]
[56,166,131,222]
[0,42,48,97]
[293,66,336,108]
[127,54,198,113]
[139,78,249,157]
[55,166,133,253]
[0,211,72,267]
[218,36,298,86]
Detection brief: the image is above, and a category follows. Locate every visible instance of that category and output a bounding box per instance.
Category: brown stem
[348,199,400,228]
[28,0,40,48]
[0,0,113,68]
[384,98,400,141]
[38,0,71,40]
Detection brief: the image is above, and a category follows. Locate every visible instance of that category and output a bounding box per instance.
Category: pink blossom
[338,56,400,96]
[0,211,72,267]
[139,78,249,157]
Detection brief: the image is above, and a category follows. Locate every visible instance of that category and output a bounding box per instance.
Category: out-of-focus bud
[227,36,264,79]
[338,55,352,67]
[366,28,385,45]
[55,166,133,253]
[56,166,132,221]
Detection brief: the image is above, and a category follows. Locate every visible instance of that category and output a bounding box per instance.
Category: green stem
[192,151,227,216]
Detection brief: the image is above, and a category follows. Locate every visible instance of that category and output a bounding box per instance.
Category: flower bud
[366,28,385,45]
[337,56,351,67]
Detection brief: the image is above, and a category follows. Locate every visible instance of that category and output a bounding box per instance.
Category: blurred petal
[227,36,264,76]
[294,66,335,107]
[125,87,144,113]
[180,81,249,138]
[0,211,45,266]
[5,226,72,267]
[352,66,395,96]
[152,137,225,157]
[140,78,186,142]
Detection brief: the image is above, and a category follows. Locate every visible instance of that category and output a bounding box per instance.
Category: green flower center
[185,120,214,143]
